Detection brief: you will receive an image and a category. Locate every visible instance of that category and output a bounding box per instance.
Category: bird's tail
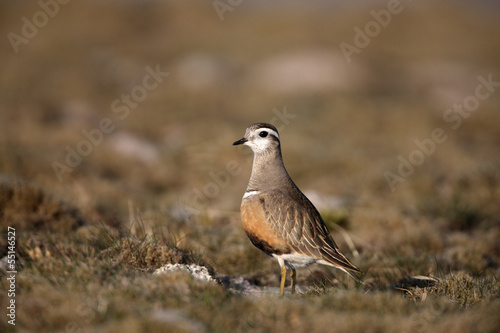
[319,247,364,283]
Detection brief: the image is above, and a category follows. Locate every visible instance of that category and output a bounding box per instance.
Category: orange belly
[241,196,290,255]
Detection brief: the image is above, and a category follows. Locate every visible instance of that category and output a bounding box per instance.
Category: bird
[233,122,361,296]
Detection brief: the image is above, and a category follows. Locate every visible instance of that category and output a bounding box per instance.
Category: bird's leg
[280,265,287,297]
[290,269,297,294]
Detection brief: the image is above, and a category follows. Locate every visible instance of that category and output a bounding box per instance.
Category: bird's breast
[240,195,290,256]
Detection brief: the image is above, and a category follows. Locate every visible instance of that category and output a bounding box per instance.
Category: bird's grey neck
[247,148,292,192]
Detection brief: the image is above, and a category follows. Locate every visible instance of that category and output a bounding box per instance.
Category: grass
[1,0,500,332]
[1,179,499,332]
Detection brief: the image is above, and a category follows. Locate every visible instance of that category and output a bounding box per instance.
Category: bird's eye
[259,131,268,138]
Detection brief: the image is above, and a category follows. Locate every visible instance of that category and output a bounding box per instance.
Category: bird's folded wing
[262,189,361,273]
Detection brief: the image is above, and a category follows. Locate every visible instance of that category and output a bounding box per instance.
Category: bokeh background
[1,1,499,332]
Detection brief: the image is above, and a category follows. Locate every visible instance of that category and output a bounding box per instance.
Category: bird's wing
[262,188,361,274]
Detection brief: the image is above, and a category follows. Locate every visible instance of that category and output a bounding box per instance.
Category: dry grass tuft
[0,179,85,235]
[102,236,211,274]
[428,272,499,307]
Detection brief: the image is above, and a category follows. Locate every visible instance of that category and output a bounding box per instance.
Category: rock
[154,263,216,283]
[397,275,439,288]
[250,48,367,94]
[303,190,350,211]
[176,53,227,90]
[107,132,160,163]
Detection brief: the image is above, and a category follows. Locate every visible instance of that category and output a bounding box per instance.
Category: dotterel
[233,122,362,296]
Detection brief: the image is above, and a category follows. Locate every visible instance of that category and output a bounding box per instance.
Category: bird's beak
[233,138,248,145]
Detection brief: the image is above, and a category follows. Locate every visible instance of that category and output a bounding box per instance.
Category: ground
[0,1,499,332]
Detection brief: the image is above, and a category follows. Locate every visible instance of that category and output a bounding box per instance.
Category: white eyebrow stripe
[258,128,279,140]
[243,191,260,199]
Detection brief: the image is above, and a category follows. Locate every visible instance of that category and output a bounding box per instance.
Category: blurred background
[0,0,499,280]
[1,0,500,331]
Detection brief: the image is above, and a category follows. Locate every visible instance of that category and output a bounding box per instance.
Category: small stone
[154,263,216,283]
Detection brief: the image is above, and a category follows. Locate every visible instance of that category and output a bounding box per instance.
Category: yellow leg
[290,269,297,294]
[280,265,287,297]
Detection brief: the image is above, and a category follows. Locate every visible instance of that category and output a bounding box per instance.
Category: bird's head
[233,123,280,154]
